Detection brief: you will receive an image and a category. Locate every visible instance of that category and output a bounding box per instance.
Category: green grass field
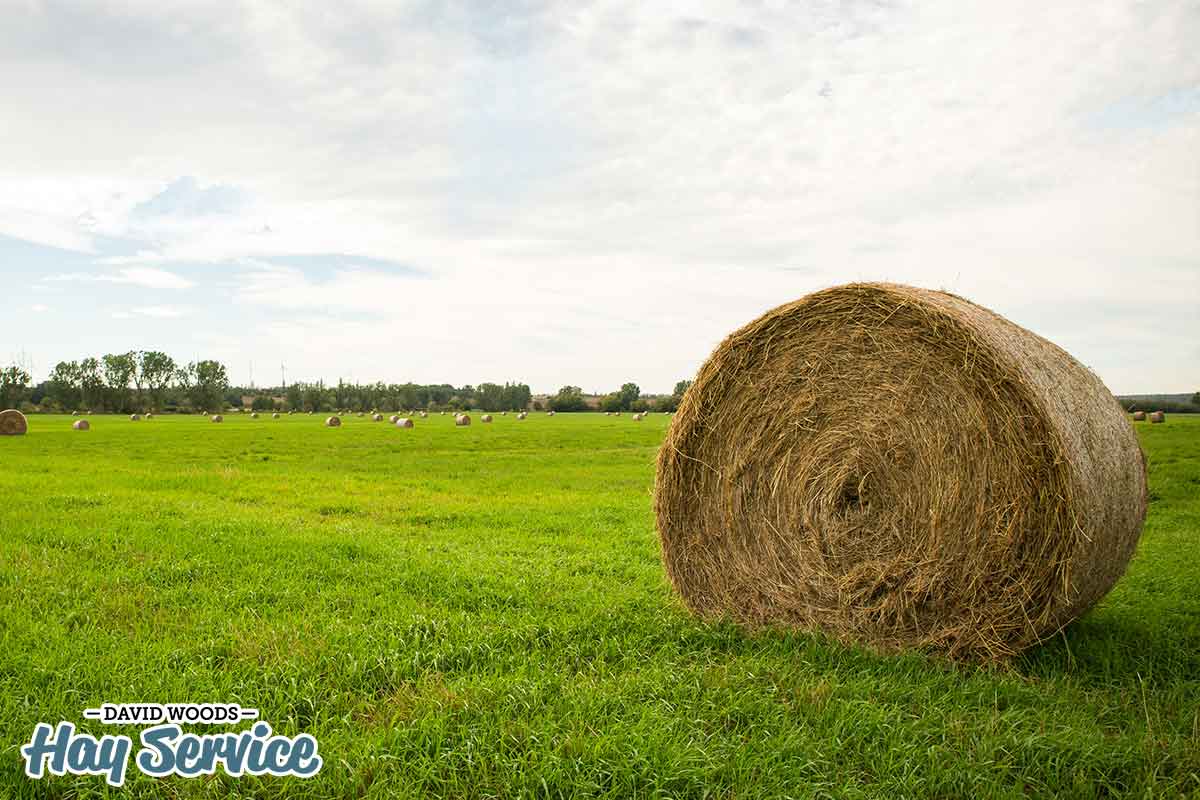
[1,412,1197,798]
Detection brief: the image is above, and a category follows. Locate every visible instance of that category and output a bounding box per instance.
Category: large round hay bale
[395,417,414,429]
[1132,411,1146,421]
[655,282,1147,659]
[517,411,528,420]
[1149,411,1165,424]
[129,414,141,422]
[372,413,383,422]
[389,414,400,424]
[72,419,90,431]
[455,414,471,427]
[547,410,556,417]
[0,409,28,436]
[481,414,493,423]
[211,414,223,423]
[326,416,342,427]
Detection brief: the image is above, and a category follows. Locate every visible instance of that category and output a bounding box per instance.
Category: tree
[0,365,32,409]
[47,361,82,411]
[1192,391,1199,407]
[550,385,588,412]
[79,358,104,411]
[139,351,176,411]
[102,352,138,412]
[599,393,623,412]
[194,360,230,412]
[674,380,693,397]
[618,382,640,411]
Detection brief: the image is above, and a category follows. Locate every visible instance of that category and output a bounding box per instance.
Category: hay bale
[251,412,259,419]
[1132,411,1146,421]
[420,411,428,418]
[502,411,508,416]
[0,409,28,436]
[1149,411,1165,423]
[655,282,1147,660]
[73,419,90,431]
[389,414,400,424]
[547,410,556,417]
[129,414,141,422]
[273,412,280,419]
[145,412,153,419]
[72,411,78,416]
[481,414,493,423]
[455,414,471,426]
[395,417,414,429]
[517,412,528,420]
[326,416,342,427]
[373,413,383,422]
[211,414,223,423]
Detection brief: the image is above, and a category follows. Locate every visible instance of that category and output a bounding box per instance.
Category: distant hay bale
[129,414,141,422]
[455,414,471,426]
[420,411,428,418]
[547,410,556,417]
[517,412,527,420]
[440,411,446,416]
[272,412,280,419]
[145,412,153,419]
[372,413,384,422]
[1132,411,1146,421]
[655,282,1148,659]
[389,414,400,423]
[501,411,508,416]
[326,416,342,427]
[395,417,414,429]
[0,409,28,436]
[633,413,644,421]
[614,411,621,416]
[72,419,90,431]
[211,414,223,423]
[1149,411,1165,423]
[251,412,259,419]
[72,411,79,416]
[481,414,493,423]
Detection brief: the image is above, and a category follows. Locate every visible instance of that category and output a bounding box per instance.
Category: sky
[1,1,1197,395]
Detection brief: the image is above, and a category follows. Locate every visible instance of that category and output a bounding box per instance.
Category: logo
[21,703,322,787]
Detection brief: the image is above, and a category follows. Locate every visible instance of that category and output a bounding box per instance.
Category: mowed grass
[0,411,1197,799]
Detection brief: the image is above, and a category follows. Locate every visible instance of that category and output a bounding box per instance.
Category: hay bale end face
[72,419,90,431]
[1149,411,1165,423]
[455,414,471,427]
[0,409,29,436]
[1132,411,1146,421]
[326,416,342,427]
[655,282,1147,660]
[395,417,414,429]
[211,414,223,423]
[481,414,493,423]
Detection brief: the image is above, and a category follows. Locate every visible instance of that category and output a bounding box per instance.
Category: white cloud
[47,268,194,290]
[111,306,186,319]
[0,1,1196,392]
[30,304,49,312]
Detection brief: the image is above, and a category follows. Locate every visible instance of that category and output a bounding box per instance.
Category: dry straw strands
[1132,411,1146,421]
[211,415,223,423]
[326,416,342,427]
[1149,411,1165,423]
[395,417,414,429]
[0,409,28,436]
[72,419,90,431]
[455,414,471,426]
[655,282,1147,660]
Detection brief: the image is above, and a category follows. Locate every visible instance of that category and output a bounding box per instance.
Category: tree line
[1,353,688,414]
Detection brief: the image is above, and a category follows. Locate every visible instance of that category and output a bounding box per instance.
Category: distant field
[1,412,1197,798]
